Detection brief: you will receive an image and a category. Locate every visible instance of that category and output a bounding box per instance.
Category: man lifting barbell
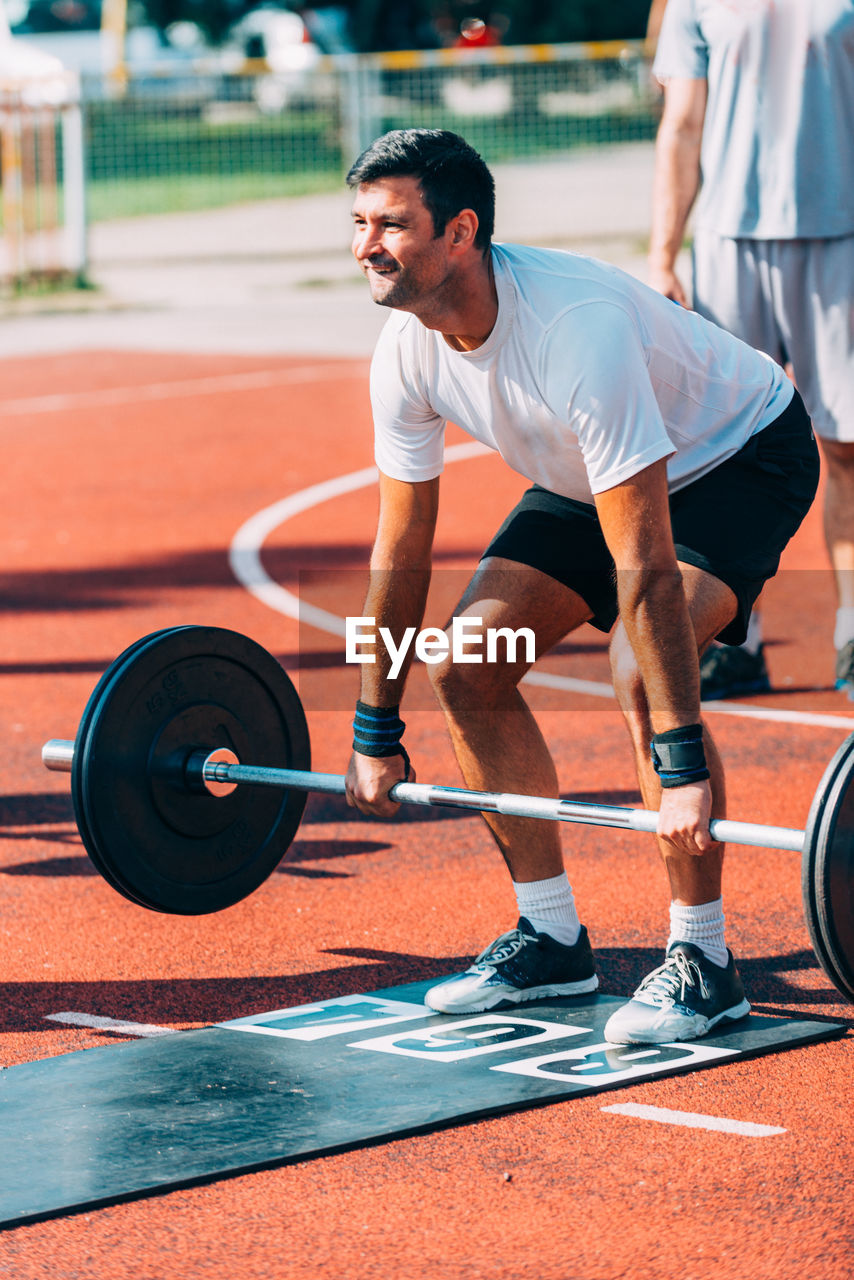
[42,626,854,1002]
[342,128,821,1043]
[43,133,848,1030]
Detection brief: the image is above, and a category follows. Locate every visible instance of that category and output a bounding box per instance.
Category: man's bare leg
[428,556,594,883]
[603,565,751,1043]
[422,557,602,1013]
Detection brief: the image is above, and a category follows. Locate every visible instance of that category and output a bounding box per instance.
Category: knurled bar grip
[41,739,805,853]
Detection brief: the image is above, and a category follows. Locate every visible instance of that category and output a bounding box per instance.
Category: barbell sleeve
[42,738,805,854]
[43,740,75,772]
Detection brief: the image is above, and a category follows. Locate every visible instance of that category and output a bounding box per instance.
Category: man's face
[351,175,453,310]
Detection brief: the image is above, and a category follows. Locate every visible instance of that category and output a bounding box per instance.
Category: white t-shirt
[371,243,793,503]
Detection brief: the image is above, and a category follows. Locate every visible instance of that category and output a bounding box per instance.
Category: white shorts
[691,230,854,442]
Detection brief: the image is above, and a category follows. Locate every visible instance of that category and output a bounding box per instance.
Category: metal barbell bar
[42,739,806,853]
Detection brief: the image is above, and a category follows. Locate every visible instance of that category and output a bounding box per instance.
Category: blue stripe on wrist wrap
[352,701,406,758]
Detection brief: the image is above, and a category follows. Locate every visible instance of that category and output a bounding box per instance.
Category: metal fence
[2,39,659,290]
[0,70,86,290]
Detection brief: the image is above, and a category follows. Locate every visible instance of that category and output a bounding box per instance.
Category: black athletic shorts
[481,389,820,645]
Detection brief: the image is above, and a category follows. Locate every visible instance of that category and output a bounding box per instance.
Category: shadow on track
[2,948,848,1037]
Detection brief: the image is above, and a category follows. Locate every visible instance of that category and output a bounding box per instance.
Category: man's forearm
[357,564,432,706]
[648,107,703,275]
[617,569,701,730]
[357,474,439,708]
[649,132,701,271]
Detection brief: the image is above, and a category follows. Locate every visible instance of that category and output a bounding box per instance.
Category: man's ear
[448,208,480,252]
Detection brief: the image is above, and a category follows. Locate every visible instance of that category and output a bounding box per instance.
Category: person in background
[647,0,854,700]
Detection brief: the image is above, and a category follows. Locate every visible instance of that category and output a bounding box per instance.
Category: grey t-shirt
[653,0,854,239]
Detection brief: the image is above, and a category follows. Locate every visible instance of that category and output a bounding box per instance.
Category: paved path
[1,143,690,358]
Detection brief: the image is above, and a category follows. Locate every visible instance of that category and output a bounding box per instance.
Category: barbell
[41,625,854,1004]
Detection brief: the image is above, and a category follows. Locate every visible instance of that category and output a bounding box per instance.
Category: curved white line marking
[229,454,854,731]
[229,441,491,637]
[230,462,379,636]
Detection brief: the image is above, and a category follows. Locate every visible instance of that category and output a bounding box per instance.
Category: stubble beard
[365,262,414,309]
[363,238,449,312]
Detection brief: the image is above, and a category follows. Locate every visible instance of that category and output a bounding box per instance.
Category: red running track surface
[0,350,851,1279]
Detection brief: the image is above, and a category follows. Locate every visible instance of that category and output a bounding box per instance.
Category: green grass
[81,100,345,219]
[78,94,657,223]
[85,169,344,222]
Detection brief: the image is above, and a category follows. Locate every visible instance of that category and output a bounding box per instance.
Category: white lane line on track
[229,457,854,732]
[524,670,854,730]
[601,1102,787,1137]
[45,1012,177,1037]
[0,363,366,416]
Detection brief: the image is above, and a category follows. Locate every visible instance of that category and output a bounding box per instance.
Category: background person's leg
[820,438,854,695]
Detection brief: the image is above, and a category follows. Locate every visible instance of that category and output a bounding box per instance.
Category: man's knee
[609,627,644,704]
[428,630,522,711]
[609,627,659,752]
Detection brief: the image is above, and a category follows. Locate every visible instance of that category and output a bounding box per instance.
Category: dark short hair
[346,129,495,251]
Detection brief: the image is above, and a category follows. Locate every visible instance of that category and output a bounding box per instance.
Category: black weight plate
[801,732,854,1003]
[71,628,189,907]
[72,626,310,915]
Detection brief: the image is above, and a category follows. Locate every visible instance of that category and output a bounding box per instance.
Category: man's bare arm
[595,461,699,726]
[357,472,440,704]
[648,76,707,305]
[346,472,439,815]
[594,460,713,852]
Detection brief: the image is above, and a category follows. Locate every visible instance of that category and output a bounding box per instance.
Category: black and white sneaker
[604,942,751,1044]
[424,918,598,1014]
[700,643,771,700]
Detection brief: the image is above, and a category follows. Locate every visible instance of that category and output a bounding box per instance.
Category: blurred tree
[133,0,652,49]
[423,0,651,48]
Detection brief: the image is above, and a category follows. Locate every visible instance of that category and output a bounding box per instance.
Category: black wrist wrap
[650,724,710,789]
[352,701,406,759]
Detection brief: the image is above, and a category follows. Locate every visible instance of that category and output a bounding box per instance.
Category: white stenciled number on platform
[219,995,431,1041]
[350,1014,589,1062]
[221,997,743,1082]
[492,1039,738,1084]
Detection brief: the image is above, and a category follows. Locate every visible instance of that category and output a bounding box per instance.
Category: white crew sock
[833,607,854,651]
[513,872,581,946]
[668,898,728,968]
[741,610,764,656]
